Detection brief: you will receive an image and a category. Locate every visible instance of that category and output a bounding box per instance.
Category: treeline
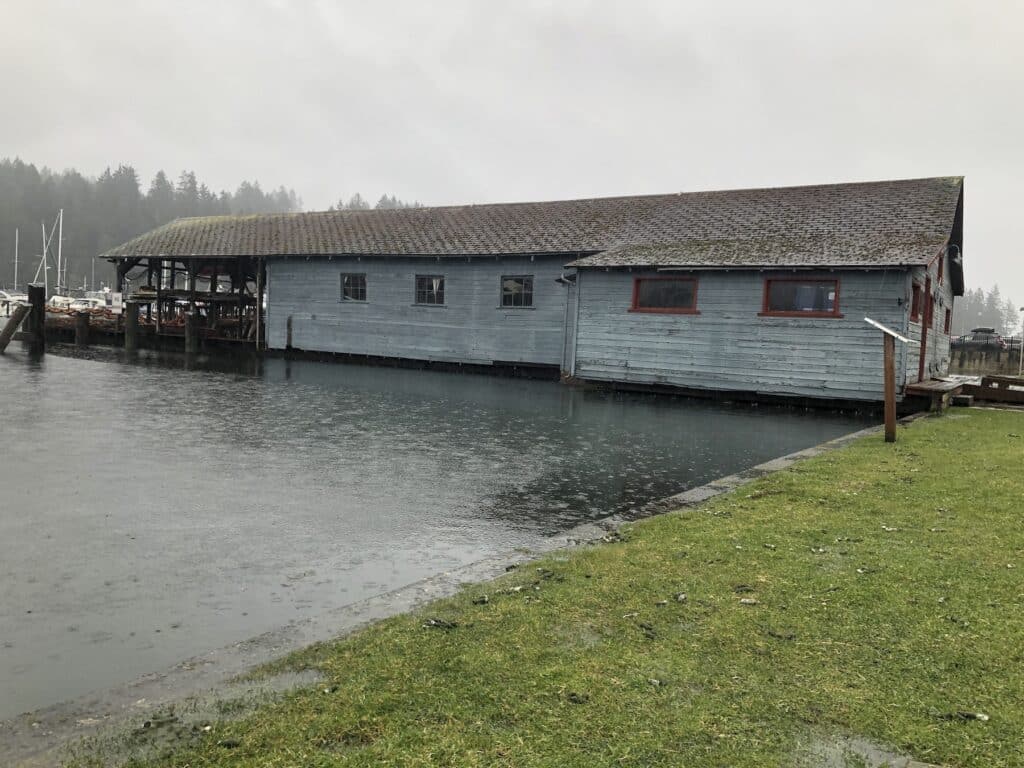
[0,158,301,291]
[952,285,1020,338]
[328,193,423,211]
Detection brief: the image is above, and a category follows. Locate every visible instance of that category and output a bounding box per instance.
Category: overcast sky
[2,1,1021,292]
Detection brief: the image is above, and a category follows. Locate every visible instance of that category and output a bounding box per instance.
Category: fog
[1,0,1021,289]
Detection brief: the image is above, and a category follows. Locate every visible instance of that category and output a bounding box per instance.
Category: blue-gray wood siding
[571,269,911,401]
[266,256,568,366]
[903,253,955,382]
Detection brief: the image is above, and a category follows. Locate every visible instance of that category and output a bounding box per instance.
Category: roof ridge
[167,176,963,221]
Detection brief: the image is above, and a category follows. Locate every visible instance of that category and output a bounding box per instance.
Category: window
[761,279,840,317]
[501,275,534,308]
[630,277,698,313]
[341,273,366,301]
[910,283,922,322]
[944,308,952,334]
[937,256,944,284]
[415,275,445,305]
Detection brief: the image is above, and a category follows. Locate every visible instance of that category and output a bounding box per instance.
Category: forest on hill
[0,157,420,292]
[0,158,301,291]
[950,285,1021,338]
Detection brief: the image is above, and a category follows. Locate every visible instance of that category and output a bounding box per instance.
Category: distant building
[103,176,963,404]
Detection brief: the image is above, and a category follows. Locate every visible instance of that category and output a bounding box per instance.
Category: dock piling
[26,283,45,354]
[75,311,90,347]
[184,311,197,356]
[124,301,139,353]
[0,303,31,353]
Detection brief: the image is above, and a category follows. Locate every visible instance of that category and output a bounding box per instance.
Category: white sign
[864,316,910,344]
[110,292,123,315]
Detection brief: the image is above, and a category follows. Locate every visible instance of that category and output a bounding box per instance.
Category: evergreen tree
[146,171,176,226]
[175,171,200,218]
[0,157,303,291]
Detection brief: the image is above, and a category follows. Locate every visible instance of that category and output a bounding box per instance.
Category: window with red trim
[760,279,840,317]
[944,308,952,334]
[630,277,698,314]
[910,283,922,322]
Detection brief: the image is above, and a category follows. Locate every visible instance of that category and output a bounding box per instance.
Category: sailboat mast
[13,228,17,289]
[57,209,64,296]
[40,222,48,296]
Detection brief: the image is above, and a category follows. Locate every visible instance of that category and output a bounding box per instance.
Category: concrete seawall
[950,347,1022,376]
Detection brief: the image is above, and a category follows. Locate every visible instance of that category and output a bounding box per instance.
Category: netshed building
[102,176,963,404]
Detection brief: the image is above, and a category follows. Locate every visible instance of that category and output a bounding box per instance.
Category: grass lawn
[71,409,1024,767]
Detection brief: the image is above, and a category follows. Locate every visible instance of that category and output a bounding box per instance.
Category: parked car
[952,327,1009,350]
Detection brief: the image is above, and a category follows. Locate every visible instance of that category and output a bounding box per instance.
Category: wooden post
[188,260,197,313]
[256,257,264,350]
[27,283,45,353]
[184,311,197,356]
[236,258,245,331]
[74,310,90,347]
[0,303,31,353]
[883,333,896,443]
[125,300,139,353]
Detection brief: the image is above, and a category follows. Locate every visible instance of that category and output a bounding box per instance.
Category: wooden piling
[883,333,896,443]
[184,311,197,356]
[74,311,90,347]
[125,301,139,353]
[27,283,45,353]
[0,303,31,353]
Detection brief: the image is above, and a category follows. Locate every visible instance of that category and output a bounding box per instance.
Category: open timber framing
[111,254,267,350]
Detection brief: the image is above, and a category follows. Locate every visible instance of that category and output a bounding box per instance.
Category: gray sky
[2,0,1021,292]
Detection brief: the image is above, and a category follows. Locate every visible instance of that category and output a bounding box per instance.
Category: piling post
[125,301,139,353]
[74,310,90,347]
[0,303,31,353]
[26,283,45,353]
[184,311,197,356]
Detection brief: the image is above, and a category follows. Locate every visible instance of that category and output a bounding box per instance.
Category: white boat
[47,295,75,310]
[0,290,28,318]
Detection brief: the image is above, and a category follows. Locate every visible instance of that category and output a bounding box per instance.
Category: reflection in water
[0,345,872,719]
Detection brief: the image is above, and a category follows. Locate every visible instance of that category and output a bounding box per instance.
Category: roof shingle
[102,177,963,272]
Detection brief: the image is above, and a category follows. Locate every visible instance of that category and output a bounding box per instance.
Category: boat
[0,290,28,318]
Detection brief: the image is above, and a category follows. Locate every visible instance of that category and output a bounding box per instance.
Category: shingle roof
[102,177,963,273]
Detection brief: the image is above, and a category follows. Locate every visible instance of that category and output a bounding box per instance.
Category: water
[0,346,872,720]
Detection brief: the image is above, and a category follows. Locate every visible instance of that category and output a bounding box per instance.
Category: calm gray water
[0,346,872,720]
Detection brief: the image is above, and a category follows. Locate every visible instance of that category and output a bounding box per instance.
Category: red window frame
[944,308,952,334]
[910,283,923,322]
[629,277,699,315]
[759,278,842,318]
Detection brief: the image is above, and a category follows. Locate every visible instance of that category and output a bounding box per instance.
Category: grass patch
[67,410,1024,767]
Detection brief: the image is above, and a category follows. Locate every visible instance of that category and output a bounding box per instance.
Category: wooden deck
[905,378,964,395]
[962,375,1024,405]
[904,378,964,411]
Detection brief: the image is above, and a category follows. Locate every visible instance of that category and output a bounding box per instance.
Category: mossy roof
[102,177,963,275]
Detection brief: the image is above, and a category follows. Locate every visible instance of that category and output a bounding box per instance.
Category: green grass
[70,410,1024,767]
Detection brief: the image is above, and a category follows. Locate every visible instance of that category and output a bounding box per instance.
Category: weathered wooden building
[562,178,964,402]
[103,176,963,404]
